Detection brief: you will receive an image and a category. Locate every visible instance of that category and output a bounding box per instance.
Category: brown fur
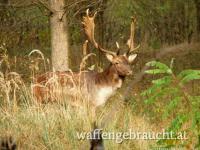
[32,55,136,106]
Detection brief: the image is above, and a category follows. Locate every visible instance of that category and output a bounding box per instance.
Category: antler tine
[126,16,140,55]
[82,9,116,56]
[116,42,120,55]
[116,42,120,49]
[82,40,88,56]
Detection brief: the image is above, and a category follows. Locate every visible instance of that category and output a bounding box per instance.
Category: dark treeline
[0,0,199,67]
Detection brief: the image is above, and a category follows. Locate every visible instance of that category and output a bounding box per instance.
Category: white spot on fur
[94,79,123,106]
[95,87,115,106]
[116,79,122,88]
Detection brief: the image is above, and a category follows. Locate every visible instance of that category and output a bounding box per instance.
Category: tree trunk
[49,0,69,71]
[195,0,200,41]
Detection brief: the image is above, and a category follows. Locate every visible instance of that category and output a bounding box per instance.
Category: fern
[178,69,200,83]
[146,61,172,74]
[168,114,189,133]
[151,76,172,86]
[163,96,181,119]
[141,60,200,148]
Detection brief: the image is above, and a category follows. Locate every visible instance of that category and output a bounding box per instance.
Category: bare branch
[36,0,55,14]
[64,0,88,9]
[0,0,55,14]
[0,3,35,9]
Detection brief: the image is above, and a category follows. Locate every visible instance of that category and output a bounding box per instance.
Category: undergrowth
[0,45,200,149]
[142,59,200,149]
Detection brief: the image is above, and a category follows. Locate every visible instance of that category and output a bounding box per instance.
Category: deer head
[82,9,139,77]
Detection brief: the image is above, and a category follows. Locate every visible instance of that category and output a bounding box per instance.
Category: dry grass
[0,96,157,149]
[0,45,199,149]
[0,48,156,150]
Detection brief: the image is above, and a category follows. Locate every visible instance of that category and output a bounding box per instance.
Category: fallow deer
[32,9,139,107]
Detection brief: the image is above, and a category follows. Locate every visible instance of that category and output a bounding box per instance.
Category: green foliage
[168,114,189,133]
[178,70,200,84]
[142,60,200,148]
[163,96,181,119]
[145,61,172,74]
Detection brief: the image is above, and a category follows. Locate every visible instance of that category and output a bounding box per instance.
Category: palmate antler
[82,9,139,56]
[126,17,140,55]
[82,9,116,56]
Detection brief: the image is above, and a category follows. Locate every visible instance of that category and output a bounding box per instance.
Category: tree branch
[0,3,35,9]
[35,0,55,14]
[0,0,55,14]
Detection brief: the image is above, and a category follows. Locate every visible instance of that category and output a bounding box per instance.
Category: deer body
[33,9,139,107]
[33,55,133,106]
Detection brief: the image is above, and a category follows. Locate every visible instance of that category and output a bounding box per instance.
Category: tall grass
[0,46,199,149]
[0,98,158,149]
[0,47,157,150]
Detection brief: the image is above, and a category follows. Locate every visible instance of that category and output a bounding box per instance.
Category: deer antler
[116,42,120,55]
[126,16,140,55]
[82,40,88,56]
[82,9,116,56]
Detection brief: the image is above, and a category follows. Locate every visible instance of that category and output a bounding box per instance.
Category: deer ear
[105,53,114,62]
[128,54,137,63]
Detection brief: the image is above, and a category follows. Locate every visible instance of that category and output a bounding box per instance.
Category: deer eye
[115,62,119,65]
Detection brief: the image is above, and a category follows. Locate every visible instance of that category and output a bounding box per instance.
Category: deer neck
[95,64,123,88]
